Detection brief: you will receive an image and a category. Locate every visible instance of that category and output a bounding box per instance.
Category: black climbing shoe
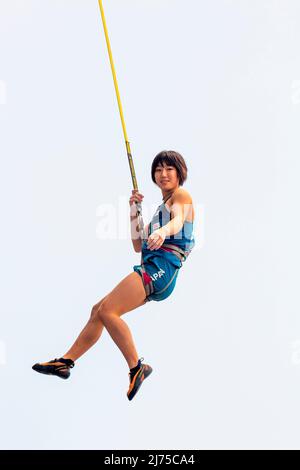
[32,357,75,379]
[127,357,153,401]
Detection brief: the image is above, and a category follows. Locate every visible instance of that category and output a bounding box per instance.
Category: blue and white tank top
[141,193,195,260]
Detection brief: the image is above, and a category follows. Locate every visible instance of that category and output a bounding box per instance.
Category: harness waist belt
[160,243,190,263]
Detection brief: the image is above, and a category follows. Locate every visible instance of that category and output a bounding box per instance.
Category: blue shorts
[133,251,181,302]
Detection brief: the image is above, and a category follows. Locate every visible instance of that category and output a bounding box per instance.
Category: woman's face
[154,163,179,190]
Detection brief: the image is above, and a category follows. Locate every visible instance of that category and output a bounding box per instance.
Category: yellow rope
[98,0,145,238]
[98,0,129,143]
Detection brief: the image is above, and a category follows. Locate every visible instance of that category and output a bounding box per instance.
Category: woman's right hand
[129,189,144,206]
[129,189,144,217]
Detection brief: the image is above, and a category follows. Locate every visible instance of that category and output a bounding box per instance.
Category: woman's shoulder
[171,187,193,204]
[169,188,194,223]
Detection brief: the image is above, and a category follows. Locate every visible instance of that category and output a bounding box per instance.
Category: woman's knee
[94,295,122,321]
[90,297,107,321]
[96,297,116,321]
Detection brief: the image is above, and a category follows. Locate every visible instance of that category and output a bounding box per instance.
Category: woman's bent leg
[96,272,148,369]
[62,297,107,362]
[63,272,147,364]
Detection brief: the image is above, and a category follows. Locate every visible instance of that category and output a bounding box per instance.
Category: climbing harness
[138,244,190,301]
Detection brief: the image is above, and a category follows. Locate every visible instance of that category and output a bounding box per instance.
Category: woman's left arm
[161,190,191,237]
[147,191,192,250]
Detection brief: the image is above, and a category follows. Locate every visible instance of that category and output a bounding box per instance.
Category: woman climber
[32,150,195,401]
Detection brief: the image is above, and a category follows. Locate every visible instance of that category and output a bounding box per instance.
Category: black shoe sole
[32,364,71,380]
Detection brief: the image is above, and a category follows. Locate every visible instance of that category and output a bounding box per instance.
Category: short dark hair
[151,150,188,186]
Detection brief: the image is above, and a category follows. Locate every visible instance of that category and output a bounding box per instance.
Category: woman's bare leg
[63,272,147,367]
[62,297,106,362]
[96,272,148,368]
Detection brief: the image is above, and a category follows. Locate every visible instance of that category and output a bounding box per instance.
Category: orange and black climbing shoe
[127,357,153,401]
[32,357,75,380]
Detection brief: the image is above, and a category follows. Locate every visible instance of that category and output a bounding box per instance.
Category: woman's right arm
[129,190,147,253]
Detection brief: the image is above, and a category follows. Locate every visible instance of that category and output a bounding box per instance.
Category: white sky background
[0,0,300,450]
